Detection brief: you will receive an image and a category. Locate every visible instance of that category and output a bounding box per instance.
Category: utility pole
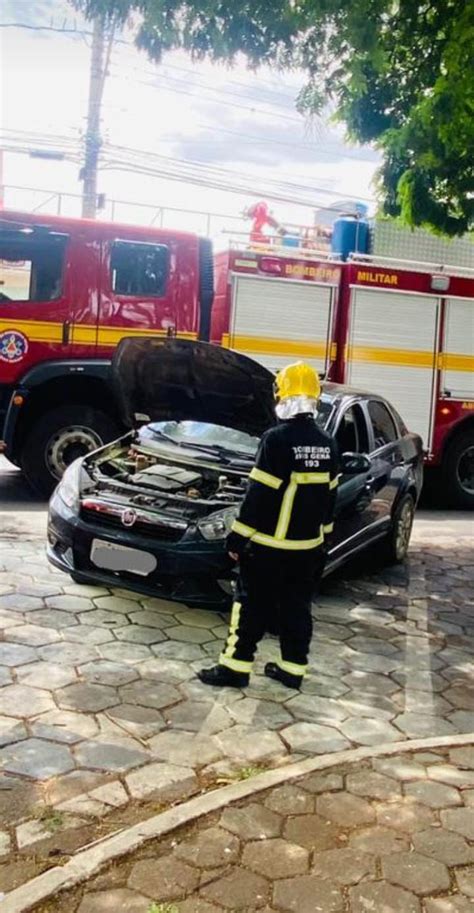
[81,15,114,219]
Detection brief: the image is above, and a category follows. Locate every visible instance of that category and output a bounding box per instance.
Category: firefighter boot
[264,662,303,691]
[198,664,249,689]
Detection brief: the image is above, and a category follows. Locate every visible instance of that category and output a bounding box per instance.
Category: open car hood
[112,338,276,437]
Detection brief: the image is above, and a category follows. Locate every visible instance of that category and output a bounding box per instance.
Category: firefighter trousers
[219,547,325,678]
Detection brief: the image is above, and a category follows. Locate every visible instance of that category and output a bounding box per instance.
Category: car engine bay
[82,436,249,525]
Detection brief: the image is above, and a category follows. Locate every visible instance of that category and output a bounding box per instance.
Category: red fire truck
[213,243,474,508]
[0,210,213,493]
[1,208,473,508]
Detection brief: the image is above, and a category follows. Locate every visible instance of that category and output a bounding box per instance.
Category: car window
[368,401,398,449]
[335,404,369,455]
[111,241,169,297]
[314,398,334,430]
[390,405,408,436]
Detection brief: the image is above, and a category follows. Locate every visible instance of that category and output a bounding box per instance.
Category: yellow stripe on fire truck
[0,319,197,347]
[221,334,331,359]
[346,345,473,373]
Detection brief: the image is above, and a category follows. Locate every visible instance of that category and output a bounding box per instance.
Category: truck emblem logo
[121,508,137,527]
[0,330,29,363]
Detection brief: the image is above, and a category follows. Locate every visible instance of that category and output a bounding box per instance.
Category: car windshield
[140,401,334,455]
[141,421,260,456]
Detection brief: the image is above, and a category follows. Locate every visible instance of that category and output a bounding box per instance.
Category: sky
[0,0,381,242]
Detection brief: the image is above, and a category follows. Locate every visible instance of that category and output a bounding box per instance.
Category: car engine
[85,439,248,521]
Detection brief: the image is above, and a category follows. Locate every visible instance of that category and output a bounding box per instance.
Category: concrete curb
[3,730,474,913]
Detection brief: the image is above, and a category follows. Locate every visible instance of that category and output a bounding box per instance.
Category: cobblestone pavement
[0,516,472,890]
[36,743,474,913]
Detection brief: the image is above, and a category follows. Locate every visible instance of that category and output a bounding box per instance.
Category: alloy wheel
[394,499,414,561]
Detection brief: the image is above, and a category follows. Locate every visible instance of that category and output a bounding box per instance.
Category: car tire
[441,429,474,509]
[382,493,415,564]
[21,405,120,497]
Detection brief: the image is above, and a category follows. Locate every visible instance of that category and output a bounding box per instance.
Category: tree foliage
[75,0,474,235]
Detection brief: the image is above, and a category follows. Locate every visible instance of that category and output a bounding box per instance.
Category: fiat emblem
[121,508,137,527]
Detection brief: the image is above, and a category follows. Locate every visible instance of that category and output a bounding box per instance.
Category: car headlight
[54,458,83,513]
[198,506,238,541]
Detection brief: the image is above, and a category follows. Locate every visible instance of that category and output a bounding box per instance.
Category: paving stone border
[3,732,474,913]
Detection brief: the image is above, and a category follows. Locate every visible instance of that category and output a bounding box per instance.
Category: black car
[47,339,424,608]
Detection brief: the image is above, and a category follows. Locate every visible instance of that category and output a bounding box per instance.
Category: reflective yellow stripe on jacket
[232,520,256,539]
[249,467,283,489]
[232,469,338,551]
[251,527,325,551]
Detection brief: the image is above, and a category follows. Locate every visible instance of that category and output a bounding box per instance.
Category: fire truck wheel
[442,429,474,509]
[21,405,120,497]
[381,493,415,565]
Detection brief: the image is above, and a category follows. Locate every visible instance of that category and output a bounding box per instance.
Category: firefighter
[198,361,340,691]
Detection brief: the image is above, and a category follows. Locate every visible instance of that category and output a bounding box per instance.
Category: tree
[74,0,474,235]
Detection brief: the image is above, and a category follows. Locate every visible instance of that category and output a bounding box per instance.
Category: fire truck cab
[0,210,213,494]
[213,239,474,509]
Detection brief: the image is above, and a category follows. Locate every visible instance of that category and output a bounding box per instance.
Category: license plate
[90,539,157,577]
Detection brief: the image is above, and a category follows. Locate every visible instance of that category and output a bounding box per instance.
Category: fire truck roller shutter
[227,275,333,373]
[442,299,474,399]
[346,289,439,448]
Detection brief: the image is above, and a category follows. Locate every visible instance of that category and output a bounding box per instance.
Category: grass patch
[235,765,265,780]
[33,806,66,833]
[147,905,179,913]
[215,763,267,786]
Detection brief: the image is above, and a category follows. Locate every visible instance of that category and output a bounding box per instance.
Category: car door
[329,401,376,558]
[363,399,401,525]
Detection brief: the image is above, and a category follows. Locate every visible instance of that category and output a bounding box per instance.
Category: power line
[111,71,305,124]
[101,152,371,213]
[186,124,377,166]
[116,48,299,102]
[1,20,377,165]
[108,65,375,162]
[2,134,371,214]
[111,59,298,109]
[102,140,372,202]
[0,20,299,100]
[1,127,374,207]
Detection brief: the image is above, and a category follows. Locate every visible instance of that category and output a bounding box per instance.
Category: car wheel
[383,493,415,564]
[442,429,474,509]
[21,405,120,497]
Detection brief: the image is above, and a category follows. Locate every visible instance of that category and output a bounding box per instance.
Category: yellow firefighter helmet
[274,361,321,401]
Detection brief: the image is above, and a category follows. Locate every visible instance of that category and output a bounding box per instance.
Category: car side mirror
[341,452,371,475]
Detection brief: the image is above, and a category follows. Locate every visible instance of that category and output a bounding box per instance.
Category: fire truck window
[336,404,369,455]
[111,242,169,297]
[0,233,67,302]
[368,401,399,450]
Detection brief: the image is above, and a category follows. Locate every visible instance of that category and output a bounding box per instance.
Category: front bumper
[47,496,234,609]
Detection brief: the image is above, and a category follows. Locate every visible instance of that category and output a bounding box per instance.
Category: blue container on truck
[332,205,370,260]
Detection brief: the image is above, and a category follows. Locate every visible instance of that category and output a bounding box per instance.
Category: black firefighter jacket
[228,413,341,555]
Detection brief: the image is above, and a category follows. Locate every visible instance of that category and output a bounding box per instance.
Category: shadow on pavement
[0,457,47,511]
